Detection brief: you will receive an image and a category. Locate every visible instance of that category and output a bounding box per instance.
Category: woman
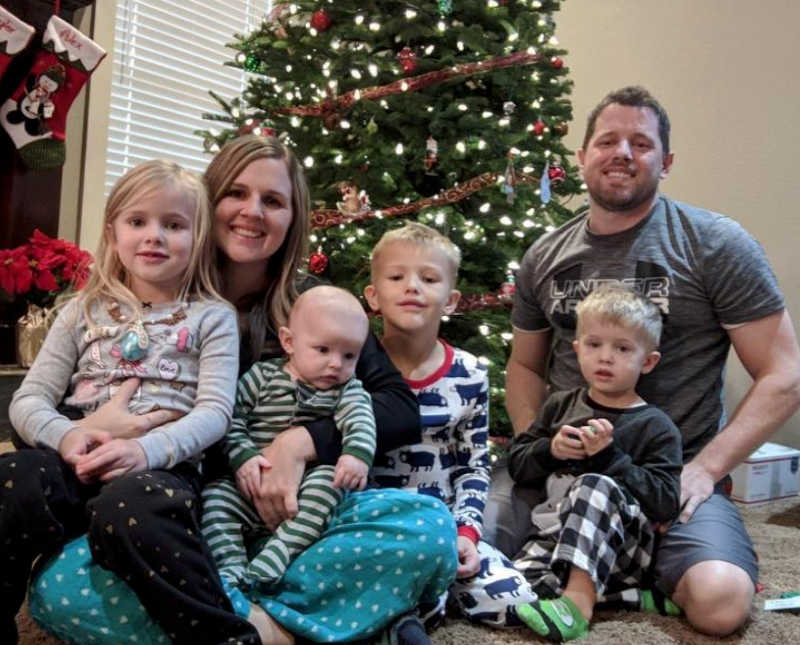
[25,136,456,645]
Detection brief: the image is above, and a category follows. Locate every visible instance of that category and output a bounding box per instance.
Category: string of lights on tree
[198,0,585,438]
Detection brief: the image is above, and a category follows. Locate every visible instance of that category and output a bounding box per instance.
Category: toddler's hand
[551,424,588,460]
[580,418,613,456]
[456,535,481,578]
[333,454,368,490]
[235,454,270,502]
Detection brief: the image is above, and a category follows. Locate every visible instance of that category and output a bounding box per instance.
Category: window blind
[104,0,269,191]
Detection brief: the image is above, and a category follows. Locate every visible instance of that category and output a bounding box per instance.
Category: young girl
[1,160,239,644]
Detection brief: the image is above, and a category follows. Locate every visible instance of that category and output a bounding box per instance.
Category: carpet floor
[5,439,799,645]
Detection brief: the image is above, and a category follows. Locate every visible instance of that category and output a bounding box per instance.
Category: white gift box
[730,442,800,504]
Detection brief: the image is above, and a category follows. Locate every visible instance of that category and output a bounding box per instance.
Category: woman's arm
[134,303,239,469]
[305,333,420,464]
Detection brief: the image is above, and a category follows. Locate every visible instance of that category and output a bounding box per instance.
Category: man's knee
[673,560,753,636]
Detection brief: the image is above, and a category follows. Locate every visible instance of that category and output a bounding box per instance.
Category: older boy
[365,222,537,632]
[511,285,682,641]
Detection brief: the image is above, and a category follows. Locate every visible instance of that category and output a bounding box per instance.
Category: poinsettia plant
[0,229,93,308]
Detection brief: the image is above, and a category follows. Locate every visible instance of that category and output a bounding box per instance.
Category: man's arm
[504,327,552,436]
[681,309,800,521]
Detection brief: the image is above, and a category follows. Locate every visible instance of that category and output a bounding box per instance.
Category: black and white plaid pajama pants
[513,473,655,608]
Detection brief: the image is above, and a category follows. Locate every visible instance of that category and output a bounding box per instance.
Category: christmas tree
[199,0,582,439]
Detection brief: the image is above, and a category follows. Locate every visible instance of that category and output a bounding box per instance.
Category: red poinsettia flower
[0,229,93,307]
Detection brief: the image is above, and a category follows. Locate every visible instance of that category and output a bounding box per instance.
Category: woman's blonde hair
[79,159,221,325]
[203,135,310,361]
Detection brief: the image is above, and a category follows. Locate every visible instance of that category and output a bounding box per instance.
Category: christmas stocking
[0,14,106,170]
[0,5,36,79]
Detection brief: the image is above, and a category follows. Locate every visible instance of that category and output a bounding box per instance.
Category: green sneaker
[517,597,589,642]
[641,589,682,616]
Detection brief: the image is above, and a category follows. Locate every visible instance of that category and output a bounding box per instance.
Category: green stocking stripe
[641,589,682,616]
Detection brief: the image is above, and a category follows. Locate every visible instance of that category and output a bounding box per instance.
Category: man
[496,86,800,635]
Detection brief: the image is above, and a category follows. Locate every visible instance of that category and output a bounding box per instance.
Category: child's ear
[363,284,380,312]
[278,326,294,355]
[640,350,661,375]
[572,338,579,354]
[443,289,461,315]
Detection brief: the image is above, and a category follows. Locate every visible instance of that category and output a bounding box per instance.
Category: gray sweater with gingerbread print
[10,297,239,470]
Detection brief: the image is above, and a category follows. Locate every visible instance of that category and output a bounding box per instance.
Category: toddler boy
[511,285,682,641]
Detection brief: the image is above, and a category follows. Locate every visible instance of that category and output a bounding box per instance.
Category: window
[104,0,269,190]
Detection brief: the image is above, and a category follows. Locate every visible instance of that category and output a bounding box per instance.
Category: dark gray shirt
[512,195,784,460]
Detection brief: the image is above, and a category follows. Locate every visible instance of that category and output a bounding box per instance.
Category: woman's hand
[235,454,271,502]
[77,378,184,439]
[550,424,588,460]
[456,536,481,578]
[251,426,315,531]
[59,427,111,477]
[73,438,148,483]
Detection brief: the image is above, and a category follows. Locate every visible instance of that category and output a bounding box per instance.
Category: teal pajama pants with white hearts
[29,488,458,644]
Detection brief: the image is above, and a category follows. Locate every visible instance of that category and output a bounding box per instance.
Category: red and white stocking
[0,5,35,80]
[0,14,105,170]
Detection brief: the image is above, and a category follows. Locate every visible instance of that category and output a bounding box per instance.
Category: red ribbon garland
[275,50,542,120]
[310,170,538,230]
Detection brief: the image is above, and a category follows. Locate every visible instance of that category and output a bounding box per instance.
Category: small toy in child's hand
[763,591,800,612]
[581,425,597,435]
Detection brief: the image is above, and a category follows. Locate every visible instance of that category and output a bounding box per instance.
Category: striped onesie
[202,357,375,589]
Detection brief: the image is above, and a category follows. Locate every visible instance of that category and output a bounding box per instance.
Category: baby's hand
[456,535,481,579]
[333,454,368,490]
[580,418,613,456]
[551,424,588,460]
[236,454,271,502]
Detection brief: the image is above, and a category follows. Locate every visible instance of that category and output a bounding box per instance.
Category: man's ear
[278,326,293,355]
[363,284,380,312]
[660,151,674,179]
[443,289,461,315]
[640,350,661,374]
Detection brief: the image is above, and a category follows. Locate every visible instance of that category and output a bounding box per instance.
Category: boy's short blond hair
[575,285,662,350]
[370,222,461,282]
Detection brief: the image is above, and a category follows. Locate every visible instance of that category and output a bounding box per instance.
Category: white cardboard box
[730,442,800,504]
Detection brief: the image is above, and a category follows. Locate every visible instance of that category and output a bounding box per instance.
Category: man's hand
[73,438,148,483]
[580,418,614,456]
[251,427,314,531]
[678,460,715,523]
[333,454,368,490]
[77,378,183,439]
[551,425,588,460]
[235,454,271,502]
[59,427,111,478]
[456,536,481,579]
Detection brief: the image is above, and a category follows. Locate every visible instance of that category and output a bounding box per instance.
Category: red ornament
[397,47,417,74]
[499,282,516,296]
[551,56,564,69]
[548,165,566,183]
[309,249,329,274]
[532,119,546,136]
[310,9,332,32]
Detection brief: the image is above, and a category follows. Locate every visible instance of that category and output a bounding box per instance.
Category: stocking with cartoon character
[0,14,105,170]
[0,6,35,80]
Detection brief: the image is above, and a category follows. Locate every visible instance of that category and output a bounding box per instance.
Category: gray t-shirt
[512,195,784,459]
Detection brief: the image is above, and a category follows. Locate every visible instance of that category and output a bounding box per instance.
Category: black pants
[0,448,260,645]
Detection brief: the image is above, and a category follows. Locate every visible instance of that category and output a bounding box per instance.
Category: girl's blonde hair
[79,159,221,325]
[203,135,310,361]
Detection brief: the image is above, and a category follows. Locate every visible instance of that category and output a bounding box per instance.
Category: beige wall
[557,0,800,448]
